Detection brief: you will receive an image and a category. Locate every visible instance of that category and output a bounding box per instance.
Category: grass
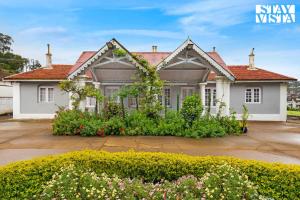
[287,110,300,117]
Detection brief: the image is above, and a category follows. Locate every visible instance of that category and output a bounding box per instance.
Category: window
[205,88,217,107]
[181,87,194,101]
[245,88,261,103]
[128,96,137,108]
[164,88,171,107]
[86,97,96,107]
[105,87,119,102]
[39,87,54,103]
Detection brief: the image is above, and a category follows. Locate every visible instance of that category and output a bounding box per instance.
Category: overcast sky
[0,0,299,79]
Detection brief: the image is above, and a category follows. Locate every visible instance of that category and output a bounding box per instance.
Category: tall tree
[0,33,41,74]
[0,33,13,53]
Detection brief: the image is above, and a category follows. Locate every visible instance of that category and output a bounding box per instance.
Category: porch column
[215,76,230,116]
[93,82,101,113]
[199,82,207,107]
[78,75,88,111]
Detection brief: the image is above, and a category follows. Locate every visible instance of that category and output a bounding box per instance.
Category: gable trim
[68,38,146,79]
[156,39,235,81]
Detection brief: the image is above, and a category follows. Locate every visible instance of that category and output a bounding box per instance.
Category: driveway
[0,120,300,165]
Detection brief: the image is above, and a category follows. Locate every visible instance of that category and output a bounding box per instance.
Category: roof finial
[213,46,216,52]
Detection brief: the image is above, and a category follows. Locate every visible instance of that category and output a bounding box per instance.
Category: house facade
[3,39,296,121]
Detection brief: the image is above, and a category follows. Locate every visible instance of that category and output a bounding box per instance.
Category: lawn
[287,110,300,117]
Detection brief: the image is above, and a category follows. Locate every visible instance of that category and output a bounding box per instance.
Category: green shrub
[103,117,126,135]
[38,163,263,200]
[102,101,123,120]
[0,151,299,200]
[156,110,185,136]
[188,118,226,138]
[79,119,103,137]
[125,111,157,135]
[180,94,203,126]
[52,109,85,135]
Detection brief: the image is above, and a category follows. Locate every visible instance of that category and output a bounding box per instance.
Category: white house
[3,38,297,121]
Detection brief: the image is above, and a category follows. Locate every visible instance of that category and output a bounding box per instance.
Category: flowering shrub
[201,164,262,200]
[39,163,264,200]
[1,151,299,199]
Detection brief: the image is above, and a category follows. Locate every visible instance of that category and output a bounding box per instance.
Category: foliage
[38,163,263,200]
[241,104,249,129]
[112,48,127,57]
[0,51,29,73]
[287,110,300,117]
[185,118,226,138]
[180,94,203,126]
[52,109,102,136]
[0,33,13,53]
[59,80,103,110]
[0,151,299,199]
[132,54,164,119]
[156,110,185,136]
[125,111,157,135]
[103,117,126,135]
[201,163,262,200]
[102,100,123,120]
[0,33,41,73]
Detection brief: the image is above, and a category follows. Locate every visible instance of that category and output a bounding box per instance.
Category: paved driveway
[0,120,300,165]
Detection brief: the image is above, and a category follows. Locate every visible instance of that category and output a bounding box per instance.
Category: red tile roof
[68,51,95,76]
[4,64,73,80]
[4,51,296,82]
[227,65,296,81]
[132,52,171,66]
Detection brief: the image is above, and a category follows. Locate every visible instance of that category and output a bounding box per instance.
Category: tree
[59,80,103,111]
[0,33,41,74]
[0,33,13,53]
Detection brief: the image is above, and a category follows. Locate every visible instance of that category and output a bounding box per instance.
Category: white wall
[0,81,13,114]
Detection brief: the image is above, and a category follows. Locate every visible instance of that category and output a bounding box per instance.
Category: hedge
[0,150,299,199]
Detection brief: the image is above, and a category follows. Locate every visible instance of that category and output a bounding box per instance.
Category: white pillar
[216,76,230,116]
[199,82,207,107]
[93,82,101,113]
[78,75,88,111]
[12,82,20,119]
[280,83,287,121]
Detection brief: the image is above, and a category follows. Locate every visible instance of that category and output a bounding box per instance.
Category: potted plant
[241,105,249,133]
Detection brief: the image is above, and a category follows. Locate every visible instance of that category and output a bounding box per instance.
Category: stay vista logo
[256,4,296,23]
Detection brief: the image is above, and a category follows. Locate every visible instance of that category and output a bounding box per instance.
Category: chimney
[45,44,52,68]
[212,46,216,52]
[248,48,256,70]
[152,45,157,52]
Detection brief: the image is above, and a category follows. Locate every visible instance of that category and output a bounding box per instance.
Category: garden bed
[0,151,299,199]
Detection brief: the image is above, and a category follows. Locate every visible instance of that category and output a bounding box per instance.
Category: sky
[0,0,300,79]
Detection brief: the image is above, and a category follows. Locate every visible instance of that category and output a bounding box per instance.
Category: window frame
[180,87,195,105]
[39,86,54,103]
[105,86,120,103]
[164,87,171,108]
[205,87,217,107]
[244,87,261,104]
[86,96,96,107]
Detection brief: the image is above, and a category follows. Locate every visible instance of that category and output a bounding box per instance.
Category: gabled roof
[3,38,297,82]
[3,64,73,80]
[68,38,146,79]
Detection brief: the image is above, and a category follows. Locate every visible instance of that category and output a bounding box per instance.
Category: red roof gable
[132,52,171,66]
[4,64,73,80]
